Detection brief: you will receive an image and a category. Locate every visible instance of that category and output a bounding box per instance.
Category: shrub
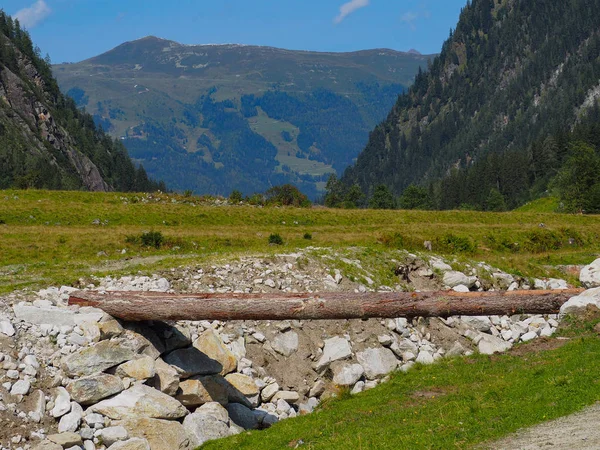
[436,233,476,253]
[268,233,284,245]
[126,231,165,248]
[303,232,312,240]
[229,190,243,203]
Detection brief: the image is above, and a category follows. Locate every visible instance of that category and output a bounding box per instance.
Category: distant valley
[53,37,432,197]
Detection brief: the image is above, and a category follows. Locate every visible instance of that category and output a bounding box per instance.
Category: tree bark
[68,289,582,322]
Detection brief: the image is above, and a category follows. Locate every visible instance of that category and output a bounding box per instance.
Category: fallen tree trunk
[68,289,583,322]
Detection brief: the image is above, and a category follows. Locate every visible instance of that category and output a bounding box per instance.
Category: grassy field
[0,189,599,293]
[202,315,600,449]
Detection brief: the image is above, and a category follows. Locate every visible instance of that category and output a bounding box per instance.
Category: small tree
[324,174,345,208]
[369,185,396,209]
[229,190,243,203]
[484,188,507,212]
[399,184,433,210]
[265,184,311,207]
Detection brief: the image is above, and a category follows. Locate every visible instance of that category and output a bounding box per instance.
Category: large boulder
[163,347,222,378]
[116,356,156,380]
[226,403,260,430]
[88,384,187,420]
[67,374,124,405]
[193,329,238,375]
[13,303,75,326]
[176,376,229,407]
[183,411,233,448]
[62,339,138,377]
[153,358,180,396]
[560,287,600,316]
[118,418,190,450]
[315,337,352,372]
[580,259,600,288]
[356,348,398,380]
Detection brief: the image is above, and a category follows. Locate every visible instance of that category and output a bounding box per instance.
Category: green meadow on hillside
[0,189,598,293]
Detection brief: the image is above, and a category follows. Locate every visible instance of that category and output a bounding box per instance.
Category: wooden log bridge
[67,289,583,322]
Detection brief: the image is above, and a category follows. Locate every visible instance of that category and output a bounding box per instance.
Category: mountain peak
[407,49,422,55]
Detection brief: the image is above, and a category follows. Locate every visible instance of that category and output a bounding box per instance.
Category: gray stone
[559,287,600,316]
[51,387,72,418]
[193,328,237,375]
[67,374,124,405]
[580,258,600,288]
[261,382,279,402]
[116,356,156,380]
[226,403,260,430]
[443,271,477,288]
[176,375,229,407]
[32,440,63,450]
[62,339,138,377]
[478,334,512,355]
[415,351,434,365]
[183,412,233,448]
[58,402,83,433]
[460,316,492,332]
[10,379,30,395]
[197,402,230,423]
[97,426,129,446]
[88,384,187,420]
[106,438,150,450]
[0,320,15,337]
[332,363,364,386]
[356,347,398,379]
[47,432,82,447]
[271,331,299,357]
[272,390,300,404]
[13,303,75,326]
[152,358,180,396]
[119,418,189,450]
[163,347,222,378]
[315,336,352,372]
[520,331,538,342]
[445,341,466,357]
[308,380,326,398]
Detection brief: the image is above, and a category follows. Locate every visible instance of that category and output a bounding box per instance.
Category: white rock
[430,258,452,272]
[10,380,31,395]
[261,382,279,402]
[452,285,470,293]
[0,320,15,337]
[460,316,492,332]
[51,387,72,418]
[315,337,352,372]
[415,351,434,365]
[332,363,364,386]
[559,288,600,316]
[356,348,398,379]
[478,335,512,355]
[97,426,129,446]
[58,402,83,433]
[580,259,600,288]
[270,331,299,357]
[548,278,568,290]
[351,381,365,394]
[520,331,538,342]
[443,271,476,288]
[13,303,76,326]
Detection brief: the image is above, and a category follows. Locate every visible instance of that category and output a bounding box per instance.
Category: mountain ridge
[54,36,433,197]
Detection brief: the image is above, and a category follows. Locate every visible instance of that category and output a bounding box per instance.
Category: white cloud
[334,0,370,25]
[400,10,429,31]
[14,0,52,29]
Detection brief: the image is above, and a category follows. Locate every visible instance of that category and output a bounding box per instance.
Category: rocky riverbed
[0,250,599,450]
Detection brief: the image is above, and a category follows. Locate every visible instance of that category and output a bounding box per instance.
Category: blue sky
[4,0,467,63]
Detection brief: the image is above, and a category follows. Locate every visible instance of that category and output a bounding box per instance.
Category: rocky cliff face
[0,39,110,191]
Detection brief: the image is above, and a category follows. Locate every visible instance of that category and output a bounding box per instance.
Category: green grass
[515,197,560,213]
[0,189,599,293]
[202,316,600,449]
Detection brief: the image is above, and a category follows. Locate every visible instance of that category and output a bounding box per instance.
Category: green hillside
[53,37,432,198]
[342,0,600,211]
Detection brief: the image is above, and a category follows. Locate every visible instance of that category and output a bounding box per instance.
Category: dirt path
[485,403,600,449]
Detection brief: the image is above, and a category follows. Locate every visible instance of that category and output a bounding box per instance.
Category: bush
[303,232,312,240]
[435,233,476,253]
[229,190,243,203]
[268,233,284,245]
[126,231,164,248]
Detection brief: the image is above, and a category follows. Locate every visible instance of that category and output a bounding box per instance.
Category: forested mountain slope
[0,11,162,192]
[53,37,432,197]
[342,0,600,208]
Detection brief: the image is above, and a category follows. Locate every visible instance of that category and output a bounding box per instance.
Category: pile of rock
[0,253,596,450]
